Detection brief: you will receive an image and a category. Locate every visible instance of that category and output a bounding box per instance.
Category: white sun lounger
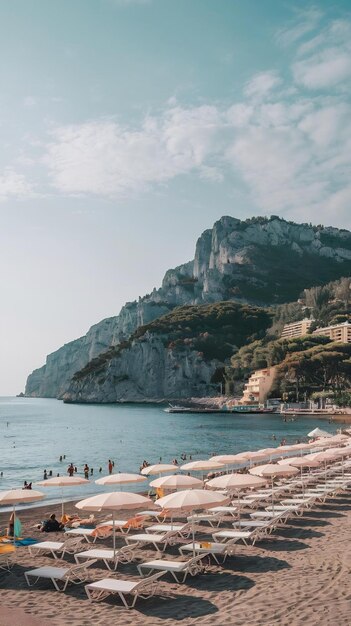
[28,537,84,559]
[0,550,15,572]
[179,539,237,564]
[24,560,96,592]
[137,553,209,583]
[75,546,136,571]
[85,571,165,609]
[213,526,268,546]
[125,530,180,552]
[186,511,230,527]
[145,523,191,537]
[64,527,108,543]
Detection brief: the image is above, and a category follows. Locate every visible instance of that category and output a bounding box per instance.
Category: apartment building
[281,318,313,339]
[239,367,275,405]
[312,321,351,343]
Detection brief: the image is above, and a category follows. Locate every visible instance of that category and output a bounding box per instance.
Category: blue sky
[1,0,351,393]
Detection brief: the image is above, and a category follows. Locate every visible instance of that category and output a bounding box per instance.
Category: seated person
[40,513,64,533]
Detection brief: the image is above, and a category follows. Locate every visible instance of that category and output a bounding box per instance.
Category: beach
[1,492,350,626]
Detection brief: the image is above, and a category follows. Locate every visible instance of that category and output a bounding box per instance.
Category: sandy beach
[0,491,350,626]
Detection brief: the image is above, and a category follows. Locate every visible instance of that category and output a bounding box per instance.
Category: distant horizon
[1,0,350,394]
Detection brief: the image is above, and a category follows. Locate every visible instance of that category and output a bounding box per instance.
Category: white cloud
[292,18,351,89]
[0,169,35,201]
[45,106,225,196]
[276,7,323,46]
[244,71,281,99]
[6,10,351,230]
[293,47,351,89]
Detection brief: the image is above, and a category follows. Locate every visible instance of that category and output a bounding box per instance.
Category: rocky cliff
[25,215,351,399]
[63,301,272,403]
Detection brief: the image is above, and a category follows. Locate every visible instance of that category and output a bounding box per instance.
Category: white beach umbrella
[180,460,225,471]
[150,474,203,491]
[95,473,147,486]
[154,489,229,555]
[37,476,89,517]
[307,427,332,438]
[141,464,176,476]
[0,489,45,543]
[285,456,321,492]
[249,464,299,512]
[76,491,153,555]
[206,472,266,525]
[206,473,266,491]
[209,454,248,465]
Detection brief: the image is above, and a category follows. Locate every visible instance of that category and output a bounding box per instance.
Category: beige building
[281,318,313,339]
[312,321,351,343]
[239,367,276,405]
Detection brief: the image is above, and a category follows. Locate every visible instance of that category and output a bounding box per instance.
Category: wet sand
[0,493,350,626]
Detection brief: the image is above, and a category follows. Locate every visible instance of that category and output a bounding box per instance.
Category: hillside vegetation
[73,301,272,382]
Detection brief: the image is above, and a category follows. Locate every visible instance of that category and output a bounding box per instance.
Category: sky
[1,0,351,394]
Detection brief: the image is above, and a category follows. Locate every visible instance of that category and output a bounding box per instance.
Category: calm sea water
[0,397,339,507]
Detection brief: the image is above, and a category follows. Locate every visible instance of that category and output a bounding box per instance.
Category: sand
[0,493,350,626]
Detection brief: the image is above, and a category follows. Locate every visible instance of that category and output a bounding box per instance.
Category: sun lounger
[0,547,15,572]
[28,537,84,559]
[186,512,228,527]
[212,526,268,546]
[179,539,237,564]
[24,560,96,592]
[65,526,114,542]
[75,545,136,571]
[137,553,208,583]
[145,523,191,537]
[85,571,165,608]
[125,530,180,551]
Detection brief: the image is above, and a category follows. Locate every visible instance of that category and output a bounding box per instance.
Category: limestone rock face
[25,216,351,399]
[63,335,220,403]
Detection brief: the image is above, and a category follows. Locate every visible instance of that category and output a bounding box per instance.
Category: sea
[0,396,340,509]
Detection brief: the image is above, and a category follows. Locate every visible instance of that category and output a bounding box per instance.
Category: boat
[164,404,276,415]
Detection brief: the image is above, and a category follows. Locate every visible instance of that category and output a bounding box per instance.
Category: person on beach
[23,481,32,489]
[67,463,74,477]
[43,469,48,480]
[99,467,102,473]
[40,513,64,533]
[59,455,62,462]
[108,459,113,474]
[83,464,89,479]
[90,467,93,475]
[49,470,53,477]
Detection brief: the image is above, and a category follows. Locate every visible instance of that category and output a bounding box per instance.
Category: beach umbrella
[76,491,153,556]
[285,457,321,493]
[37,476,89,517]
[209,454,248,465]
[95,473,147,486]
[0,489,45,544]
[141,464,176,476]
[307,427,332,438]
[154,489,229,556]
[180,460,225,471]
[249,464,299,512]
[206,473,266,526]
[150,474,203,491]
[241,451,268,467]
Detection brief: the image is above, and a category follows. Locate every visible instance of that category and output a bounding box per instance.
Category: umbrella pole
[192,513,195,557]
[113,510,116,557]
[12,504,16,546]
[301,467,304,495]
[271,477,274,513]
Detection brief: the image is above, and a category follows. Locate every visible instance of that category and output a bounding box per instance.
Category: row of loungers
[1,465,350,608]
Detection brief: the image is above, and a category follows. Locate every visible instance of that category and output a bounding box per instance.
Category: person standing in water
[108,459,113,474]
